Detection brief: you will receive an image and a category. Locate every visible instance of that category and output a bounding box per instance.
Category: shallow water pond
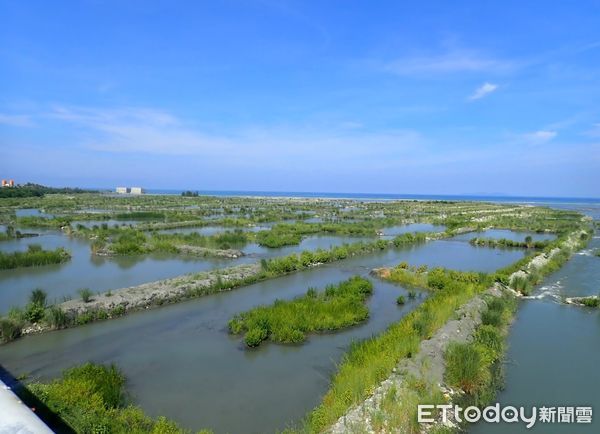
[0,238,528,433]
[15,208,54,218]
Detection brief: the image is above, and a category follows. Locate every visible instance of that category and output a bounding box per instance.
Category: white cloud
[382,49,515,75]
[43,106,425,167]
[468,82,498,100]
[0,113,33,127]
[522,130,557,144]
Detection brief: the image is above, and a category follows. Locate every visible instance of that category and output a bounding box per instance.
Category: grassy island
[229,276,373,346]
[0,245,71,270]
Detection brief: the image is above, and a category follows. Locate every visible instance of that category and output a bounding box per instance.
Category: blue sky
[1,0,599,197]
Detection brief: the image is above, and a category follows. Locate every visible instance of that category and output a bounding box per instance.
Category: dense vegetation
[23,363,210,433]
[444,295,516,408]
[0,183,93,198]
[255,227,302,247]
[0,244,71,269]
[469,236,550,249]
[84,227,248,256]
[229,276,373,346]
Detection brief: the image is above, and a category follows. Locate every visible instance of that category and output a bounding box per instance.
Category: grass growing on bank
[0,244,71,269]
[469,236,550,249]
[491,230,592,295]
[23,362,211,433]
[444,295,516,408]
[229,276,373,347]
[295,268,491,433]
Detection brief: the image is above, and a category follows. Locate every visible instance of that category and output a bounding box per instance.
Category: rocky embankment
[94,244,243,259]
[57,263,261,317]
[565,295,599,307]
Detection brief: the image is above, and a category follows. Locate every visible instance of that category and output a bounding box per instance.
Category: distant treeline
[0,183,94,198]
[181,190,200,197]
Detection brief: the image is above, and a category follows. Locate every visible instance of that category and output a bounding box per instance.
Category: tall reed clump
[25,362,211,433]
[229,276,373,347]
[0,244,71,269]
[445,294,516,408]
[0,318,22,343]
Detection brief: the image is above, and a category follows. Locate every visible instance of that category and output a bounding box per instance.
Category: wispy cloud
[0,113,34,127]
[42,105,425,167]
[382,48,515,76]
[468,82,498,100]
[522,130,557,144]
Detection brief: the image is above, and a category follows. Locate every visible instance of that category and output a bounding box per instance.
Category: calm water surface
[0,236,527,433]
[0,223,466,312]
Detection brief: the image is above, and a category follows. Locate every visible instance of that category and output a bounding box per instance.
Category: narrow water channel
[469,233,600,434]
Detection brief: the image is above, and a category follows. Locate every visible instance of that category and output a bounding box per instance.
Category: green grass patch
[229,276,373,347]
[469,237,550,249]
[579,297,600,308]
[0,244,71,269]
[24,362,211,433]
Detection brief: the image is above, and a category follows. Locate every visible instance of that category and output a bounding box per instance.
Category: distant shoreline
[90,189,600,204]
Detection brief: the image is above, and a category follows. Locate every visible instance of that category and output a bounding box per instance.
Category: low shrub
[445,342,489,395]
[0,318,22,342]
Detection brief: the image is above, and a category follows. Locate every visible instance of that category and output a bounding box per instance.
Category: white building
[116,186,129,194]
[130,187,145,195]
